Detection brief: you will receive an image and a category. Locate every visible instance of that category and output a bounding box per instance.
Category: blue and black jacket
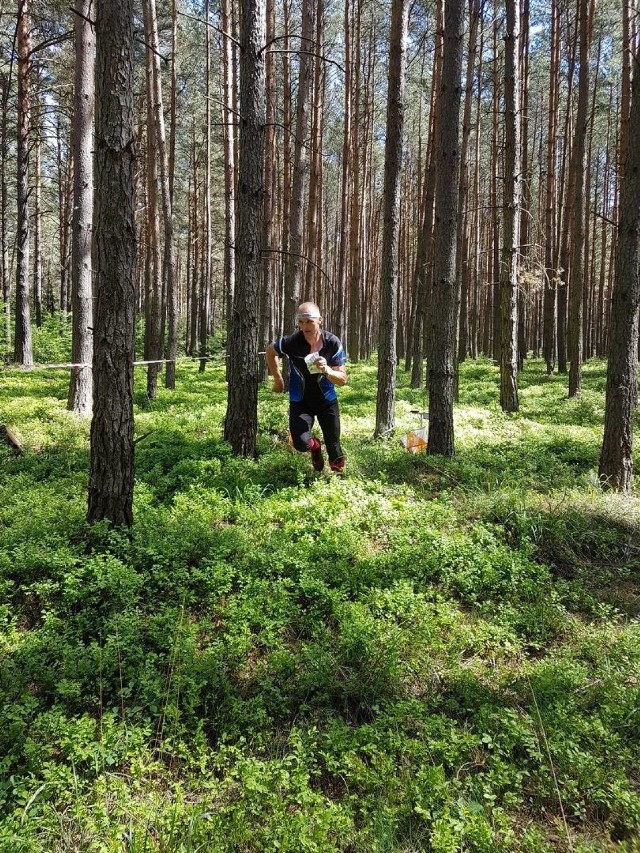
[273,331,346,406]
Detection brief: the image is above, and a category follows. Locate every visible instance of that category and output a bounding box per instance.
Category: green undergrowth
[0,352,639,852]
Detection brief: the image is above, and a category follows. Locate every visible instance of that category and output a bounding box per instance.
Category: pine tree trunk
[543,0,559,374]
[499,0,521,413]
[304,0,324,302]
[222,0,237,338]
[568,0,591,398]
[455,0,479,365]
[142,34,162,400]
[259,0,276,378]
[88,0,136,527]
[410,0,443,388]
[1,69,10,356]
[189,129,200,356]
[335,0,351,342]
[598,63,640,491]
[427,0,464,457]
[33,119,43,328]
[15,0,33,367]
[347,0,362,359]
[374,0,409,437]
[283,0,313,330]
[68,0,95,415]
[141,0,178,389]
[57,122,72,316]
[224,0,266,457]
[199,0,213,370]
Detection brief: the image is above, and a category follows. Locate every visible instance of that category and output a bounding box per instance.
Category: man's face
[298,316,321,337]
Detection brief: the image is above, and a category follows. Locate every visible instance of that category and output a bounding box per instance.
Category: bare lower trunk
[88,0,137,527]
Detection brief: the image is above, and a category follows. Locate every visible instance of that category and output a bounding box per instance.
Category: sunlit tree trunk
[557,12,578,375]
[347,0,362,359]
[456,0,479,365]
[15,0,33,367]
[222,0,236,337]
[169,0,177,205]
[543,0,559,374]
[57,119,72,316]
[469,36,483,359]
[517,0,531,369]
[189,130,200,356]
[142,26,162,400]
[68,0,95,415]
[1,69,10,355]
[499,0,521,412]
[33,111,43,328]
[199,0,212,370]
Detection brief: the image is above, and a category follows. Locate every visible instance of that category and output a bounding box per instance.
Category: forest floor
[1,326,639,852]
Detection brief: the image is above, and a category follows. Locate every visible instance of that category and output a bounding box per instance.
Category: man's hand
[265,344,284,392]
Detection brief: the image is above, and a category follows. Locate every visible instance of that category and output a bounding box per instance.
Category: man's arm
[265,343,285,393]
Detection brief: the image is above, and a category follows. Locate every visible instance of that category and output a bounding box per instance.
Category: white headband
[296,312,321,320]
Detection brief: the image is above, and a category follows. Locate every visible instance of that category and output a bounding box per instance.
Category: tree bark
[68,0,95,415]
[88,0,137,527]
[374,0,409,438]
[456,0,479,366]
[347,0,362,359]
[259,0,276,377]
[33,111,43,329]
[599,57,640,491]
[543,0,559,374]
[15,0,33,367]
[410,0,443,388]
[141,0,178,389]
[427,0,464,457]
[199,0,213,371]
[499,0,521,412]
[283,0,314,331]
[224,0,266,457]
[222,0,237,338]
[334,0,351,342]
[568,0,591,397]
[142,33,162,400]
[1,68,10,355]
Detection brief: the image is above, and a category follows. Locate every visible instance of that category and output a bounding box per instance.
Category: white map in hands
[304,352,323,374]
